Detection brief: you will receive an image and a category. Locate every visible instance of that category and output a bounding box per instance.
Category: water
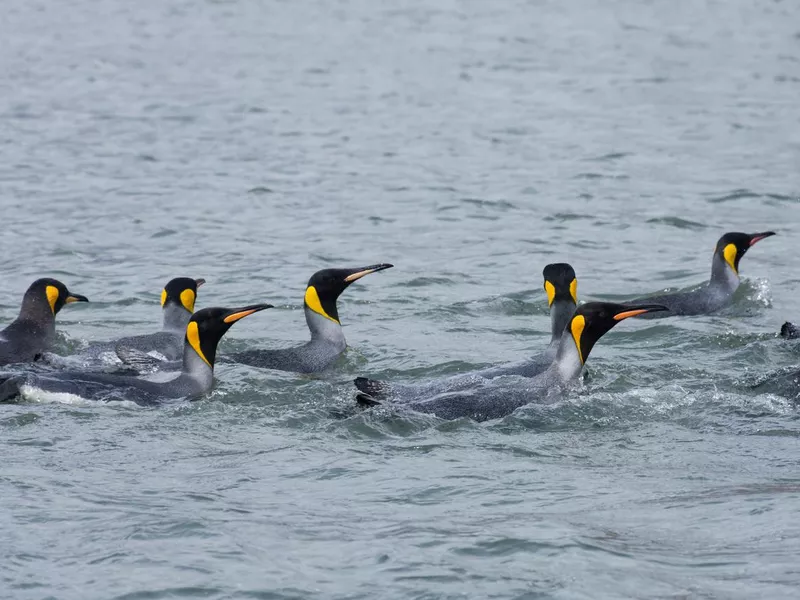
[1,0,799,597]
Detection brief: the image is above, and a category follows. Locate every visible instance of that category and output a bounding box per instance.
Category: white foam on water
[19,384,140,409]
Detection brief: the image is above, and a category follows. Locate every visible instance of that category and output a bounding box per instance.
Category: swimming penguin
[354,263,579,402]
[626,231,775,317]
[231,264,393,373]
[355,302,667,421]
[0,304,272,405]
[82,277,205,362]
[0,278,88,366]
[781,322,799,340]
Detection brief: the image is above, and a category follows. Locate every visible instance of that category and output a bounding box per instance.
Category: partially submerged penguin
[355,302,667,421]
[354,263,579,402]
[781,322,799,340]
[0,304,271,405]
[232,264,393,373]
[0,278,88,366]
[83,277,205,362]
[626,231,775,317]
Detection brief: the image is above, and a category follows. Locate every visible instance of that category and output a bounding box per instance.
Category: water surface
[1,0,799,598]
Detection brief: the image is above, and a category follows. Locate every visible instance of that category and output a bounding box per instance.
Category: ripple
[645,216,707,230]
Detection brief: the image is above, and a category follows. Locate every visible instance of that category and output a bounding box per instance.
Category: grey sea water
[1,0,799,598]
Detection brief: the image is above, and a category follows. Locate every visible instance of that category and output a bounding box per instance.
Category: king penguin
[0,304,272,405]
[83,277,205,362]
[355,301,667,421]
[780,322,799,340]
[0,278,88,366]
[354,263,579,402]
[231,264,393,373]
[626,231,775,316]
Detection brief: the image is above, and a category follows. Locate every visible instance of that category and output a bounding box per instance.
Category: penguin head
[185,304,273,368]
[566,302,667,364]
[542,263,578,307]
[303,264,394,324]
[714,231,775,276]
[21,278,89,317]
[161,277,205,313]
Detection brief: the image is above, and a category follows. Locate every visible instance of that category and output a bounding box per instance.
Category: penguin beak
[748,231,776,247]
[343,263,394,283]
[222,303,273,324]
[195,278,206,288]
[613,304,668,321]
[65,293,89,304]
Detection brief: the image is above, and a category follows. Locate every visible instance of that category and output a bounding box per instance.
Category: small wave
[645,216,707,231]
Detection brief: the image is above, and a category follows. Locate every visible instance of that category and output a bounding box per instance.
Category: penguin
[355,301,667,421]
[626,231,775,317]
[83,277,205,362]
[0,278,88,366]
[0,304,272,405]
[354,262,579,402]
[231,264,393,373]
[780,322,799,340]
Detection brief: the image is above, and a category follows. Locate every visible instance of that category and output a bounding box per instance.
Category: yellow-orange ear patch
[569,279,578,304]
[304,286,339,323]
[544,281,556,306]
[160,289,168,306]
[46,285,59,315]
[180,289,196,312]
[723,243,738,274]
[186,321,210,367]
[570,314,586,364]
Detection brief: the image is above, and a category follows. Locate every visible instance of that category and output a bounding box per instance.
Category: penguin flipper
[356,392,381,407]
[353,376,393,400]
[781,322,800,340]
[114,346,168,373]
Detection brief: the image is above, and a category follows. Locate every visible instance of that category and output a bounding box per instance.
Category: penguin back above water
[0,278,88,366]
[232,263,394,373]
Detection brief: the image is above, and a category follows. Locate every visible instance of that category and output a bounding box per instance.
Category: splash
[19,384,140,409]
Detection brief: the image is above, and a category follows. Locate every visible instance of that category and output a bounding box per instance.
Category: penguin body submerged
[781,322,799,340]
[626,231,775,317]
[0,279,88,366]
[354,263,579,402]
[356,302,667,421]
[232,264,392,374]
[80,277,205,363]
[0,304,271,405]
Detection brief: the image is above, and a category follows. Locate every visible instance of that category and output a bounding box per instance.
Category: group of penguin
[0,230,795,419]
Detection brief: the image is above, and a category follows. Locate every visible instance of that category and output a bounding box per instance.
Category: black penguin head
[567,302,667,364]
[714,231,775,275]
[161,277,205,313]
[185,304,273,368]
[303,263,393,324]
[542,263,577,307]
[21,278,88,317]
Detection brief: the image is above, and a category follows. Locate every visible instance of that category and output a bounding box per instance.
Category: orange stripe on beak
[343,269,375,283]
[613,309,649,321]
[223,309,258,324]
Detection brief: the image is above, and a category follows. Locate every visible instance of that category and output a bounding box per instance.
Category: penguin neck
[162,303,192,332]
[17,296,56,334]
[552,333,585,383]
[709,253,739,292]
[304,305,346,350]
[181,343,215,392]
[549,299,576,343]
